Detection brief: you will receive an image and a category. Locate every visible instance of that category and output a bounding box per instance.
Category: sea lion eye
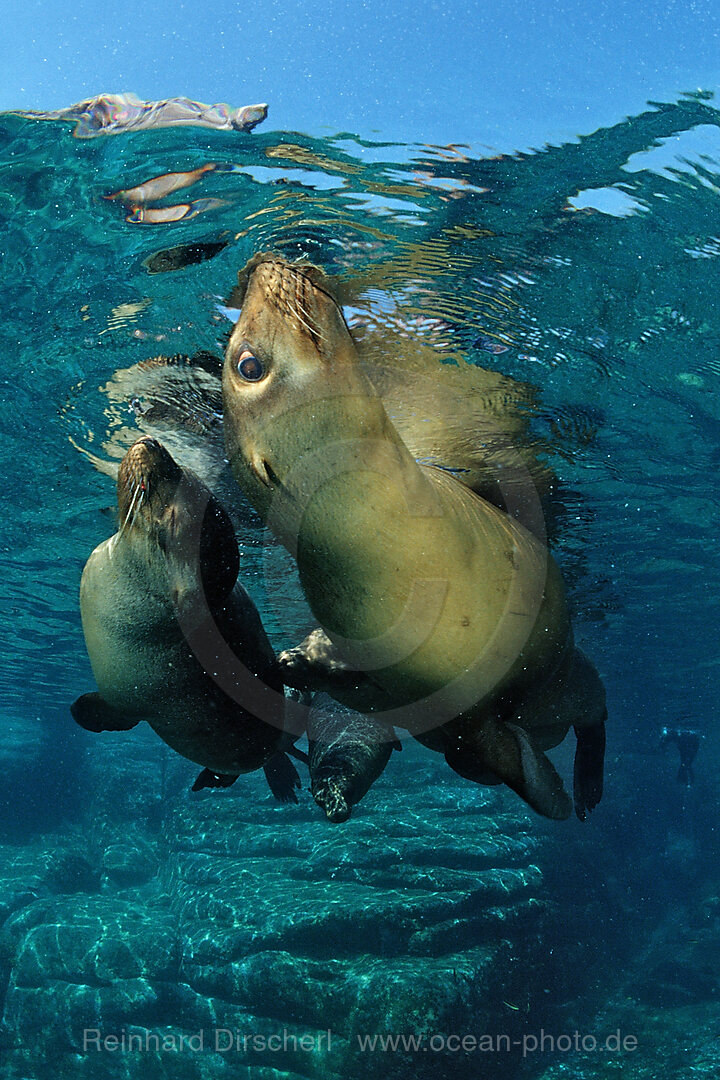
[237,350,265,382]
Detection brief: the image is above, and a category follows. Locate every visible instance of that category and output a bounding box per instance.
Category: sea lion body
[74,436,298,798]
[222,255,606,820]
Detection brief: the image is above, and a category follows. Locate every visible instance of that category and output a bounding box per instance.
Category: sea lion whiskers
[289,298,326,346]
[127,484,147,535]
[125,485,145,536]
[296,271,328,343]
[273,260,336,346]
[119,477,145,538]
[269,268,326,347]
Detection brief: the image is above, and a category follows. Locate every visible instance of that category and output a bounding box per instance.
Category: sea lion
[105,162,238,205]
[222,253,606,821]
[306,706,400,823]
[72,435,302,802]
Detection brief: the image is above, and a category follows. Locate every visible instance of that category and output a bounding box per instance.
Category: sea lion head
[117,436,239,615]
[222,253,386,520]
[310,770,351,823]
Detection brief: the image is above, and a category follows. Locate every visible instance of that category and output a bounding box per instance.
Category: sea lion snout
[115,439,238,603]
[118,436,183,501]
[228,253,351,363]
[311,774,351,823]
[122,435,181,475]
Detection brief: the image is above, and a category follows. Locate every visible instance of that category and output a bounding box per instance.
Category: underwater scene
[0,91,719,1079]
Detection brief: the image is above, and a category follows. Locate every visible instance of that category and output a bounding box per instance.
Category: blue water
[1,94,720,1078]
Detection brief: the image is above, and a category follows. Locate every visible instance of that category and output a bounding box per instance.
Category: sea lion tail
[506,724,572,820]
[191,769,239,792]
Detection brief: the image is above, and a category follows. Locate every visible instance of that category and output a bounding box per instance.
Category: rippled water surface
[3,95,719,728]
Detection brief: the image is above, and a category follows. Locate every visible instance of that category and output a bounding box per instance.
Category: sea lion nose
[122,437,182,487]
[131,436,173,466]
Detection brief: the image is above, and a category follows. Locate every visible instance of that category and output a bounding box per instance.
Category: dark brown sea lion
[306,707,400,823]
[221,254,606,821]
[72,436,302,802]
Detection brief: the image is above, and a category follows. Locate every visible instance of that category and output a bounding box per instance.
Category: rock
[102,840,159,887]
[0,735,584,1079]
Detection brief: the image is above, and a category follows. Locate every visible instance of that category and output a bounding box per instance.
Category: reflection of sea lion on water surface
[71,436,303,802]
[73,351,258,532]
[222,254,607,821]
[16,94,267,138]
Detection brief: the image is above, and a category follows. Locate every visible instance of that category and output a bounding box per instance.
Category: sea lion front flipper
[263,752,302,804]
[70,693,140,734]
[573,712,606,820]
[191,769,239,792]
[446,718,572,820]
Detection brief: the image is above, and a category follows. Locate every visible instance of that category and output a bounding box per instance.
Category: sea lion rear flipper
[263,752,302,804]
[506,724,572,820]
[70,693,140,734]
[446,719,572,820]
[573,712,606,820]
[191,769,239,792]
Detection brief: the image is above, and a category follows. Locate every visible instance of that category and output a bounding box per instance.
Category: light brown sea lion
[222,254,606,821]
[72,436,303,802]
